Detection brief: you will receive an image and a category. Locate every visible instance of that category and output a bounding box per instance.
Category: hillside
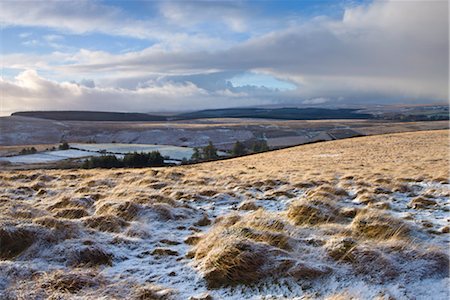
[12,111,167,122]
[0,130,448,299]
[172,107,372,120]
[11,108,372,122]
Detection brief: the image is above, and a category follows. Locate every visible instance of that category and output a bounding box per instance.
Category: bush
[252,139,269,153]
[83,155,122,169]
[58,142,70,150]
[231,141,246,156]
[82,151,165,169]
[203,141,218,160]
[19,147,37,155]
[123,151,164,167]
[190,142,219,161]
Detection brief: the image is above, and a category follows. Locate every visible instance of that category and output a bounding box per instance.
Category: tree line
[82,151,165,168]
[189,139,269,162]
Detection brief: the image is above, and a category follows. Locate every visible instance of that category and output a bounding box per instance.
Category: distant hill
[12,108,372,121]
[172,107,373,120]
[12,111,167,121]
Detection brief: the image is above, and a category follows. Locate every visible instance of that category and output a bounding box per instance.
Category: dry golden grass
[351,209,410,240]
[0,130,448,298]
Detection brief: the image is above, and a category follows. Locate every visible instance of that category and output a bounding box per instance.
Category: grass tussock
[83,215,129,232]
[351,210,410,240]
[54,208,89,219]
[48,196,94,211]
[0,226,34,259]
[133,283,175,300]
[33,216,79,239]
[325,237,357,262]
[69,246,113,267]
[96,201,141,221]
[41,270,100,293]
[197,238,269,288]
[194,211,291,287]
[287,198,339,225]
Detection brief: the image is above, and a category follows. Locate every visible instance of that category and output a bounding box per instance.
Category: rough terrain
[0,130,448,299]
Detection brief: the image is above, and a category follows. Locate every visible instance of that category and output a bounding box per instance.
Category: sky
[0,0,448,115]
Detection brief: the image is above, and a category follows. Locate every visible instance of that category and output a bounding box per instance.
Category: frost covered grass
[0,130,448,299]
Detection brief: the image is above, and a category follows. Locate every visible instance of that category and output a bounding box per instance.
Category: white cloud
[0,70,275,116]
[0,0,448,115]
[302,97,330,105]
[43,34,63,42]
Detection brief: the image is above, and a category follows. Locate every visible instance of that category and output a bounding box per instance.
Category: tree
[191,147,202,161]
[19,147,37,155]
[59,142,70,150]
[82,151,164,169]
[252,140,269,153]
[231,141,246,156]
[203,141,218,160]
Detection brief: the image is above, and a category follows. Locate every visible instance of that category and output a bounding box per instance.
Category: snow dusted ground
[0,150,102,164]
[0,130,448,299]
[0,144,227,165]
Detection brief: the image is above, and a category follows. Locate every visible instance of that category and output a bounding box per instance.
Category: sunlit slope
[0,130,448,299]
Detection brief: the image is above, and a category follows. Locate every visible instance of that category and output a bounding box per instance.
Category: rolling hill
[0,130,448,299]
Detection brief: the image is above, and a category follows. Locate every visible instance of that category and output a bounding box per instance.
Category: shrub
[231,141,247,156]
[82,151,164,168]
[190,142,219,161]
[203,141,218,160]
[123,151,164,167]
[252,139,269,153]
[19,147,37,155]
[58,142,70,150]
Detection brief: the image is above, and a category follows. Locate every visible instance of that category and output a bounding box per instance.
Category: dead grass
[95,201,141,221]
[194,211,292,287]
[0,226,34,259]
[0,130,448,298]
[83,215,129,232]
[351,210,410,240]
[54,208,89,219]
[287,198,339,225]
[69,246,113,267]
[41,270,100,293]
[133,283,174,300]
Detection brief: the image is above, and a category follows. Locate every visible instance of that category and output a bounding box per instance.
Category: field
[0,130,448,299]
[0,144,209,166]
[1,116,448,151]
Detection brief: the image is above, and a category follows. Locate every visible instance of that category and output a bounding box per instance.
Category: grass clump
[194,212,291,287]
[54,208,89,219]
[0,226,34,259]
[42,270,99,293]
[96,201,141,221]
[351,210,410,240]
[134,283,174,300]
[69,246,113,267]
[83,215,129,232]
[197,238,268,288]
[287,199,339,225]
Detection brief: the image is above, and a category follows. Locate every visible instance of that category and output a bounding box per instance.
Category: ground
[0,130,448,299]
[1,116,448,151]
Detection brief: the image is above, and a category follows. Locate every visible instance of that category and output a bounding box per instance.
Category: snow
[0,179,448,299]
[0,144,228,165]
[0,150,101,164]
[71,143,227,161]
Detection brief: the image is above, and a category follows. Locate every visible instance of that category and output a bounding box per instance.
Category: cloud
[0,0,246,51]
[302,97,330,105]
[0,0,448,115]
